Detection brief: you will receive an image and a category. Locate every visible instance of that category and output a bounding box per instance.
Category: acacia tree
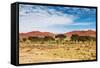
[22,38,27,42]
[71,34,96,43]
[28,36,39,42]
[55,34,66,44]
[44,36,54,41]
[71,34,79,43]
[78,36,87,43]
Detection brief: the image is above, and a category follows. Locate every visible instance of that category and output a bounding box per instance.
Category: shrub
[71,34,96,42]
[44,36,55,41]
[22,38,27,42]
[71,34,79,41]
[55,34,66,44]
[28,36,39,42]
[55,34,66,39]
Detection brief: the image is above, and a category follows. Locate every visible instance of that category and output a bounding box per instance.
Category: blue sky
[19,4,96,33]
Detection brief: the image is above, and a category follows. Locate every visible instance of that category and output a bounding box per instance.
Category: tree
[22,38,27,42]
[71,34,96,43]
[71,34,79,42]
[55,34,66,44]
[91,37,96,41]
[78,36,96,42]
[55,34,66,39]
[44,36,55,41]
[78,36,87,42]
[28,36,39,42]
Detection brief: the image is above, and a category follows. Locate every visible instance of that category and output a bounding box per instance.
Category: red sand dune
[19,30,96,38]
[66,30,96,37]
[19,31,54,38]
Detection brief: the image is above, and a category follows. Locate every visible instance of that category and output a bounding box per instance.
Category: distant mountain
[19,30,96,38]
[19,31,54,38]
[65,30,96,37]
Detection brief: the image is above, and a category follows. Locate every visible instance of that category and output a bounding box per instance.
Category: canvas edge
[11,2,19,66]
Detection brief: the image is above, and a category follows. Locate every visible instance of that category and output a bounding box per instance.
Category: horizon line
[19,29,96,34]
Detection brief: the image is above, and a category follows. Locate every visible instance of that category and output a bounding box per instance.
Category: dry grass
[19,41,96,64]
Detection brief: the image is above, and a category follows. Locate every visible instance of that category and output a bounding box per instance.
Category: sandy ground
[19,42,96,64]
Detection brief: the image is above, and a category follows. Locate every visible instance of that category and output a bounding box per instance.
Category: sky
[19,4,96,33]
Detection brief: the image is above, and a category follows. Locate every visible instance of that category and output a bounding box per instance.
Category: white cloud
[19,4,95,33]
[19,5,75,25]
[19,5,76,33]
